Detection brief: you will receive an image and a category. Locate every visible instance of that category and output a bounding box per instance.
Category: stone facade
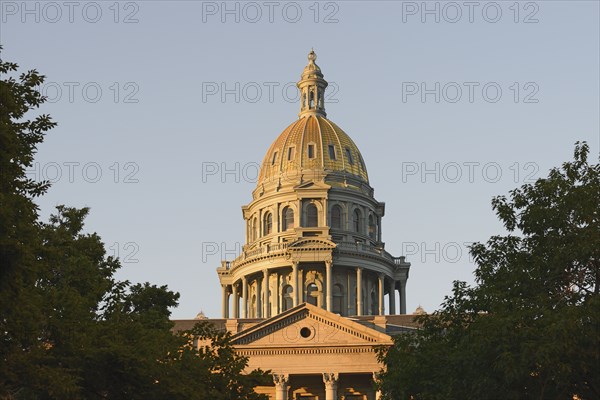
[173,305,420,400]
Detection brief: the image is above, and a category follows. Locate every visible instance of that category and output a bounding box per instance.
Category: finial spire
[297,49,328,118]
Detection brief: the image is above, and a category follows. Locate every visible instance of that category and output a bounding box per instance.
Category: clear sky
[2,0,599,319]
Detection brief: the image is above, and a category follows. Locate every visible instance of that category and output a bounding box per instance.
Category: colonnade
[220,263,407,318]
[271,373,382,400]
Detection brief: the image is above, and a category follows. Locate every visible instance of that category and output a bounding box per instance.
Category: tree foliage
[377,142,600,400]
[0,48,269,399]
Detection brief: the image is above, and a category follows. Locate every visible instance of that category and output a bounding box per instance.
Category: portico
[229,303,391,400]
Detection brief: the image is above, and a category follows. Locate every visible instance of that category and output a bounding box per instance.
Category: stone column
[322,373,338,400]
[221,285,229,318]
[292,262,298,307]
[373,372,382,400]
[378,274,385,315]
[242,276,248,318]
[263,269,269,318]
[325,260,332,312]
[232,284,239,318]
[276,272,281,314]
[356,267,363,316]
[256,278,262,318]
[273,374,289,400]
[366,279,372,315]
[389,280,396,315]
[400,278,407,314]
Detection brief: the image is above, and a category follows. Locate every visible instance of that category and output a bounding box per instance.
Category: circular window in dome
[300,327,312,338]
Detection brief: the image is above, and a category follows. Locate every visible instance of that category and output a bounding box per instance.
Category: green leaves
[0,49,269,400]
[378,142,600,400]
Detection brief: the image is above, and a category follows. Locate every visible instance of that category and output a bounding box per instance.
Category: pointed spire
[297,49,328,118]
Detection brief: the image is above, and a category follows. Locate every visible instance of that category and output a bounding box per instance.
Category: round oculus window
[300,327,312,338]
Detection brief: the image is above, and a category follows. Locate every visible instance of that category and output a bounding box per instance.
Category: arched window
[353,209,361,233]
[282,285,293,311]
[282,207,294,231]
[368,214,377,240]
[333,284,344,315]
[331,205,342,229]
[306,204,318,227]
[307,283,318,306]
[263,212,272,236]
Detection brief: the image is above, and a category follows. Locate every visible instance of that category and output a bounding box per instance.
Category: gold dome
[257,50,369,188]
[257,114,369,186]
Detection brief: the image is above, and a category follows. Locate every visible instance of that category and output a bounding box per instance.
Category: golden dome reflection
[256,51,370,192]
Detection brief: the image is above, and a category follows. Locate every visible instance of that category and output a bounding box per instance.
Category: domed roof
[257,114,369,186]
[256,51,369,189]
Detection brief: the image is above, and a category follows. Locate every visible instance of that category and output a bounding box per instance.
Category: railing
[393,256,407,265]
[221,241,407,272]
[336,242,408,266]
[220,261,232,270]
[222,242,291,271]
[244,247,263,258]
[336,241,388,258]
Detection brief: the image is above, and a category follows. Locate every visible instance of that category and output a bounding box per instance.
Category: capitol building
[175,51,415,400]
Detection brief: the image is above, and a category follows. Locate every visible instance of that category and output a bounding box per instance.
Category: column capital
[273,373,289,388]
[322,372,338,388]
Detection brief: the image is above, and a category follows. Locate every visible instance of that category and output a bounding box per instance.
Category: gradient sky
[2,0,599,318]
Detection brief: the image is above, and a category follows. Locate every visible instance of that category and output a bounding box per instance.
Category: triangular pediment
[231,303,392,347]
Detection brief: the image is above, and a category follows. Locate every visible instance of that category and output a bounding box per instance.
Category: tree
[0,44,58,399]
[0,48,270,399]
[377,142,600,400]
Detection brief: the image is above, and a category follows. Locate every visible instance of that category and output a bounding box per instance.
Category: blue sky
[2,0,599,318]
